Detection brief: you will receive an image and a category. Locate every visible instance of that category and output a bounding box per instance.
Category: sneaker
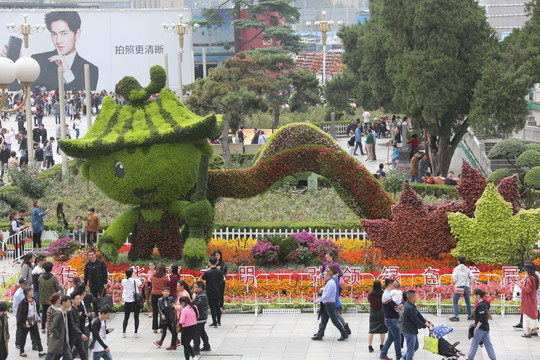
[337,335,348,341]
[344,323,352,335]
[380,344,383,351]
[379,356,392,360]
[200,346,211,352]
[177,339,181,346]
[165,346,176,350]
[134,333,139,338]
[449,316,460,322]
[311,336,323,341]
[467,316,475,321]
[513,323,523,329]
[122,333,126,338]
[153,340,163,348]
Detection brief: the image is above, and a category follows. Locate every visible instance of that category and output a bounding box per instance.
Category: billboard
[0,9,195,92]
[192,8,235,63]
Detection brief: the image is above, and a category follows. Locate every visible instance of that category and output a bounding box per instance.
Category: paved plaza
[2,309,537,360]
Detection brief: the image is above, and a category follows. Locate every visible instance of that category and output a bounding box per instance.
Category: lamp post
[5,14,45,164]
[162,14,199,99]
[306,11,343,86]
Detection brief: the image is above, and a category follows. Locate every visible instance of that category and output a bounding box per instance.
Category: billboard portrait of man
[32,11,98,91]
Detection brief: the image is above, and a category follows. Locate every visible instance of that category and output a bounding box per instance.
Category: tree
[357,0,532,176]
[197,0,302,53]
[186,53,267,167]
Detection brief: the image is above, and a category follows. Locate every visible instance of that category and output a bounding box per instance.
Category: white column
[202,48,207,78]
[322,44,326,86]
[58,68,68,179]
[84,64,92,131]
[25,87,34,163]
[178,51,183,98]
[164,53,169,88]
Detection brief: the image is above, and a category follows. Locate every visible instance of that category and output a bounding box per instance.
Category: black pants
[151,295,161,330]
[41,304,50,330]
[159,323,177,347]
[354,141,365,155]
[122,301,140,333]
[16,323,37,346]
[0,339,6,360]
[208,295,221,325]
[73,326,89,359]
[193,321,209,351]
[33,231,42,248]
[45,155,54,168]
[87,232,97,248]
[70,334,87,360]
[219,282,225,308]
[180,325,196,360]
[20,324,43,354]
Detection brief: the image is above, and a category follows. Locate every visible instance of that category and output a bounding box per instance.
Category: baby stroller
[424,324,467,360]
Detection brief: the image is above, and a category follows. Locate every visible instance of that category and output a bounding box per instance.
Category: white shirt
[258,135,268,144]
[92,319,107,352]
[362,111,371,123]
[452,264,474,287]
[122,277,142,303]
[63,52,77,85]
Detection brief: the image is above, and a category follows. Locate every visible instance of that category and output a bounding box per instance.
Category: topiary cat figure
[59,65,393,267]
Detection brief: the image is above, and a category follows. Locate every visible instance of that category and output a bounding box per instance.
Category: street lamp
[306,11,343,86]
[162,14,199,98]
[4,14,45,164]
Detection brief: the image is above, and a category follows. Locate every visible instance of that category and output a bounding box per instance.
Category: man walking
[311,269,348,341]
[450,256,474,322]
[353,124,366,156]
[192,281,211,355]
[13,278,37,350]
[380,278,403,360]
[90,305,114,360]
[44,295,72,360]
[83,249,108,299]
[468,289,496,360]
[68,293,87,360]
[362,109,371,131]
[409,151,421,183]
[202,257,224,328]
[402,290,431,360]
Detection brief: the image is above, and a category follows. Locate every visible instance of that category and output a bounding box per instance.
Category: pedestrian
[327,264,351,335]
[21,253,35,285]
[236,126,245,144]
[402,290,431,360]
[46,294,61,344]
[13,278,36,350]
[74,285,92,357]
[211,249,228,311]
[419,153,428,180]
[73,215,85,245]
[321,253,343,278]
[354,124,366,156]
[0,301,9,360]
[150,263,168,332]
[90,305,114,360]
[168,264,180,303]
[39,262,59,335]
[202,256,224,328]
[53,101,60,125]
[66,277,82,297]
[379,278,403,360]
[192,281,211,355]
[449,256,474,322]
[311,269,348,341]
[362,109,371,131]
[258,130,268,144]
[406,133,420,158]
[68,293,88,360]
[32,200,50,249]
[17,287,46,358]
[73,115,81,139]
[83,249,109,299]
[178,296,199,360]
[0,143,9,170]
[367,280,387,353]
[56,202,69,238]
[153,286,177,350]
[513,261,540,330]
[347,130,355,156]
[467,289,496,360]
[144,261,156,319]
[516,263,539,338]
[34,143,44,171]
[365,130,375,161]
[409,150,421,183]
[174,280,192,321]
[44,137,55,168]
[85,208,100,248]
[121,268,141,338]
[444,171,458,186]
[44,295,72,360]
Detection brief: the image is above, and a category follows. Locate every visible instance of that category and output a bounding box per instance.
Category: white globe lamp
[0,57,17,86]
[15,57,40,86]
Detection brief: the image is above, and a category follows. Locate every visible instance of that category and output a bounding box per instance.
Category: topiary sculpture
[59,66,394,266]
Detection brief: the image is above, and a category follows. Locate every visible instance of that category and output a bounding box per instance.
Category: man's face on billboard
[50,20,80,56]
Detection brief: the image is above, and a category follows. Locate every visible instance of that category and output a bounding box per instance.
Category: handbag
[423,335,438,353]
[454,286,465,295]
[176,323,182,333]
[98,290,113,310]
[133,279,144,310]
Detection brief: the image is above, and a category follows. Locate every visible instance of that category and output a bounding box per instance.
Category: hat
[524,263,536,273]
[19,278,29,284]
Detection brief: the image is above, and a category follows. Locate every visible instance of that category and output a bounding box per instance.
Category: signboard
[0,9,194,91]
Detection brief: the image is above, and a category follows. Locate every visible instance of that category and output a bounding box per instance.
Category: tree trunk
[272,105,281,132]
[428,136,455,177]
[221,112,231,168]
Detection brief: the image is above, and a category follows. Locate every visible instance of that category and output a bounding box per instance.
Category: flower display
[250,241,280,264]
[47,238,81,261]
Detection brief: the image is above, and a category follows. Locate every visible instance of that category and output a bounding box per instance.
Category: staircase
[482,140,521,174]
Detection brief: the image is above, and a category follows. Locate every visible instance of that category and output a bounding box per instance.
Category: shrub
[4,164,48,199]
[488,168,511,186]
[250,240,280,265]
[487,139,526,160]
[525,143,540,152]
[209,154,226,170]
[516,150,540,169]
[311,237,341,260]
[0,193,27,218]
[47,238,80,260]
[409,183,459,199]
[290,246,314,265]
[524,166,540,189]
[381,169,408,198]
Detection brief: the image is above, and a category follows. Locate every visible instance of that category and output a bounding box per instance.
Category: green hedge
[0,186,20,195]
[409,183,459,198]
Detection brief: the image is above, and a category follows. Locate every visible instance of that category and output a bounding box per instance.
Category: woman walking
[168,264,180,303]
[17,287,45,358]
[31,201,49,249]
[56,202,69,238]
[518,263,539,338]
[365,130,375,161]
[367,280,387,352]
[212,249,228,310]
[45,294,60,344]
[150,263,168,333]
[21,253,35,284]
[174,280,192,321]
[178,296,199,360]
[121,268,142,338]
[321,253,343,279]
[144,261,156,318]
[347,130,355,156]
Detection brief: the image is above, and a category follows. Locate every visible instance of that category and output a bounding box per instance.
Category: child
[391,145,399,168]
[73,215,85,245]
[389,282,403,314]
[153,287,177,350]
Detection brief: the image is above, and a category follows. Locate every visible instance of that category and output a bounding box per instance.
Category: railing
[212,227,366,240]
[1,228,33,269]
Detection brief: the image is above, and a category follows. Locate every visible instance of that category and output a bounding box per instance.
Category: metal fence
[212,227,366,240]
[1,228,33,269]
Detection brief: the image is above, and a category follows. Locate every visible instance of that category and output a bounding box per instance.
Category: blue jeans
[381,318,402,359]
[44,342,72,360]
[403,332,419,360]
[55,114,60,124]
[93,350,113,360]
[410,175,422,183]
[316,303,347,338]
[468,328,496,360]
[452,286,472,317]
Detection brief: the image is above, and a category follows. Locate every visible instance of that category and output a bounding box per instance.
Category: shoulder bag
[133,279,144,310]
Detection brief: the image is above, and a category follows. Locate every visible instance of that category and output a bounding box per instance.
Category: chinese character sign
[342,267,363,286]
[421,267,440,286]
[469,266,481,283]
[133,266,146,278]
[502,266,520,286]
[307,267,322,288]
[58,266,77,286]
[378,266,400,280]
[239,266,255,286]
